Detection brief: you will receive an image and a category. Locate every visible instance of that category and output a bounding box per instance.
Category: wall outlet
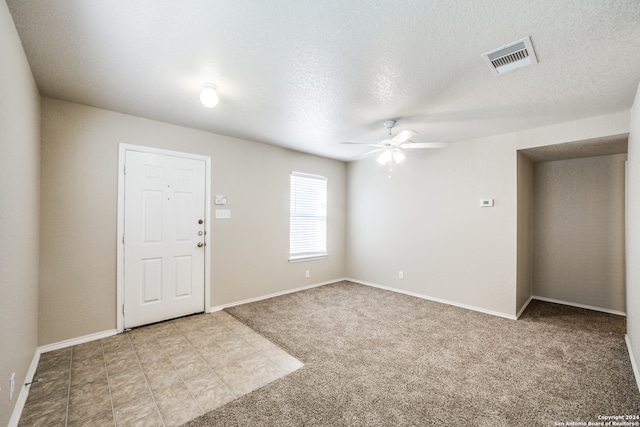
[305,270,310,278]
[10,372,15,401]
[399,271,404,280]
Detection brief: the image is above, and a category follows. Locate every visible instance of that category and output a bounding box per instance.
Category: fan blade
[352,148,384,159]
[340,142,382,148]
[391,130,417,144]
[403,142,448,149]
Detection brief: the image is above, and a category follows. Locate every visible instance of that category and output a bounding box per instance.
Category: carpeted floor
[183,281,640,427]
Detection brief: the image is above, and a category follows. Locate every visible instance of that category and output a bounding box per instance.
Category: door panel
[175,256,192,297]
[175,192,193,241]
[142,191,163,243]
[124,150,206,328]
[142,258,163,303]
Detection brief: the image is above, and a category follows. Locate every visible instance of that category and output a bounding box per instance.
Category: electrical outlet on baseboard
[398,271,404,280]
[305,270,310,279]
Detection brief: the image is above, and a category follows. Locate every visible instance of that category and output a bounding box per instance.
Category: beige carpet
[183,281,640,427]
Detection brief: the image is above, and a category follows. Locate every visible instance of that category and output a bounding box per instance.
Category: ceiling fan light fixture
[200,83,219,108]
[377,149,393,164]
[392,148,406,164]
[341,119,447,169]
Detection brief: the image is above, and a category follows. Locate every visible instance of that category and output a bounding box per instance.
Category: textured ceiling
[7,0,640,161]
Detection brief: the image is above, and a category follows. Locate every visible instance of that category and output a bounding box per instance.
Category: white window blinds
[289,171,328,261]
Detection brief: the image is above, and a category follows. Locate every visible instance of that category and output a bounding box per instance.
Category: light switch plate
[215,209,231,219]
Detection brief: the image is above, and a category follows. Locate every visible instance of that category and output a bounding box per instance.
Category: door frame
[116,143,211,333]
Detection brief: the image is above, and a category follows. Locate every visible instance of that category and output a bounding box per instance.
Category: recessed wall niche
[517,134,628,314]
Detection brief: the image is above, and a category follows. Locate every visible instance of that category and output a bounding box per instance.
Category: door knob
[198,230,203,236]
[197,242,204,248]
[198,219,203,224]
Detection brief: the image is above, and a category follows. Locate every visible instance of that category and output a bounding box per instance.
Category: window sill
[288,254,329,263]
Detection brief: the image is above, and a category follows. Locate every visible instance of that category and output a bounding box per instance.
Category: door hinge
[123,164,126,175]
[122,305,125,315]
[122,235,125,244]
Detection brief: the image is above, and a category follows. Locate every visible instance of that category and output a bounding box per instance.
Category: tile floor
[19,311,304,426]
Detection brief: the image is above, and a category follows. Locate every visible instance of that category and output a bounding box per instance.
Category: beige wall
[628,82,640,380]
[347,134,519,316]
[516,153,534,314]
[0,1,40,424]
[532,154,627,312]
[35,98,636,346]
[346,111,630,318]
[39,97,346,346]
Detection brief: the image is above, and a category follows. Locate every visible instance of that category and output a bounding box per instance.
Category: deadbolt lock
[197,242,204,248]
[198,219,204,224]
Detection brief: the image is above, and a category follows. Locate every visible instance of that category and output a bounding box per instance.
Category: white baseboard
[209,278,347,312]
[7,350,40,427]
[531,296,626,316]
[347,278,518,320]
[516,296,533,319]
[37,329,118,354]
[626,335,640,393]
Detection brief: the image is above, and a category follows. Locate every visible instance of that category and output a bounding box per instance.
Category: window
[289,171,328,261]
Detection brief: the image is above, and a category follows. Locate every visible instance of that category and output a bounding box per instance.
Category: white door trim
[116,143,211,332]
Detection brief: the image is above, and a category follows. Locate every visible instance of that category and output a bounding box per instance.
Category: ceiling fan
[341,120,447,171]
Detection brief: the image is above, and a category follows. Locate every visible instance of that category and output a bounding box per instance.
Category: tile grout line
[164,324,208,416]
[126,332,167,427]
[221,317,297,381]
[181,319,240,399]
[232,326,293,374]
[214,315,300,395]
[64,349,73,427]
[159,319,231,416]
[101,340,117,427]
[215,321,272,386]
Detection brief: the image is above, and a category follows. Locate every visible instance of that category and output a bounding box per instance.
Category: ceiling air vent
[481,37,538,76]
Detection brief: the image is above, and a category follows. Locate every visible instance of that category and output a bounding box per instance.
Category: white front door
[123,150,206,328]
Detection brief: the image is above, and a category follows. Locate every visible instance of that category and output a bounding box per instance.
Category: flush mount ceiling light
[200,83,219,108]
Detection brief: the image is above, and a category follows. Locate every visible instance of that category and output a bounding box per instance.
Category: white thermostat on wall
[480,199,494,207]
[214,195,227,205]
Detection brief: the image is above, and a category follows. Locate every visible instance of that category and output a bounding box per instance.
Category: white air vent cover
[481,37,538,75]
